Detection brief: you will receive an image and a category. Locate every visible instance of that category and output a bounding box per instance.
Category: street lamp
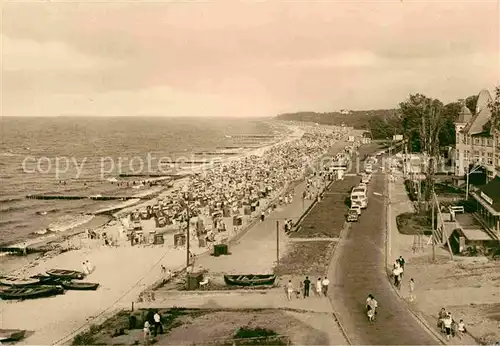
[465,163,482,200]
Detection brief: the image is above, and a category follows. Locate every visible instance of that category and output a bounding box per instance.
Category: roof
[460,228,494,241]
[456,104,472,123]
[478,176,500,212]
[461,90,493,135]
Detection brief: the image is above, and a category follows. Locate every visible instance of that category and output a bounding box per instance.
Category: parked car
[350,205,362,215]
[347,209,359,222]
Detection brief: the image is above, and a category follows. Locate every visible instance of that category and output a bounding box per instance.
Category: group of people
[366,294,379,321]
[143,310,164,344]
[392,255,416,300]
[286,276,330,300]
[81,259,95,275]
[437,308,467,340]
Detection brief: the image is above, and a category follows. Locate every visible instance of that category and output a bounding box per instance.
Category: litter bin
[213,244,228,256]
[154,234,164,245]
[187,272,203,290]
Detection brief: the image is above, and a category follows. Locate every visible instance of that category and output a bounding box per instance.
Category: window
[488,159,493,165]
[474,138,480,145]
[488,152,493,157]
[474,151,480,157]
[488,138,493,146]
[482,138,486,146]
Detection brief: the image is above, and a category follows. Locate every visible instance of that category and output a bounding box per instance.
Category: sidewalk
[387,176,478,345]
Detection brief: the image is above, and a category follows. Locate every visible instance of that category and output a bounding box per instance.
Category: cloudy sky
[1,0,499,117]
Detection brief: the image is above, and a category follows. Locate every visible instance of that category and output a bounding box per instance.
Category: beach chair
[199,276,209,289]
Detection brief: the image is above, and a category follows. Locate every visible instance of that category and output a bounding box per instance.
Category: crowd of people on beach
[123,124,346,247]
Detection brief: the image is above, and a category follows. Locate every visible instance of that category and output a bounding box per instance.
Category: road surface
[328,154,440,345]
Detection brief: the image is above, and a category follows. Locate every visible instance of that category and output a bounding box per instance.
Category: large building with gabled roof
[454,89,500,237]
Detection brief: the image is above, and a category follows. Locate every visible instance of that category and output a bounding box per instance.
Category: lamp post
[465,163,482,200]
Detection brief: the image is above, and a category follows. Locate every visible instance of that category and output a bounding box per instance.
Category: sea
[0,116,282,246]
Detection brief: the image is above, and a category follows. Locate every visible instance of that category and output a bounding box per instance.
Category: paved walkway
[387,177,478,345]
[140,289,334,313]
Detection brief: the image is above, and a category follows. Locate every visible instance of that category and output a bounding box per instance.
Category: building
[454,89,499,180]
[454,89,500,239]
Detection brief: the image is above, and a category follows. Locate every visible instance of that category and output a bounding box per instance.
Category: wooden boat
[61,281,99,291]
[46,269,85,280]
[0,277,40,287]
[31,274,65,285]
[0,285,64,300]
[0,329,26,342]
[224,274,276,286]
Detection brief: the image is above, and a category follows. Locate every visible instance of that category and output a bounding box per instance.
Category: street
[328,162,441,344]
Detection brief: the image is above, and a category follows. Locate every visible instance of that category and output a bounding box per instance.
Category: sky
[1,0,500,117]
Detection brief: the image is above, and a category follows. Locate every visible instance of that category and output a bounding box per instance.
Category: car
[350,205,362,215]
[347,210,358,222]
[361,175,370,184]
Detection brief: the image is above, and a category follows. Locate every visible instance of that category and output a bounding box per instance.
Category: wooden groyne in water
[26,195,150,201]
[118,173,188,178]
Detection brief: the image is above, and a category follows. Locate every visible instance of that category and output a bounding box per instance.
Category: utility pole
[431,194,436,261]
[276,220,280,266]
[184,196,191,270]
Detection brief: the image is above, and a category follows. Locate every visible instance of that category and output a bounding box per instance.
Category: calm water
[0,116,278,245]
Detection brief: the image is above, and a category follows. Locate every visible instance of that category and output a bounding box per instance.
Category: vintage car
[347,209,359,222]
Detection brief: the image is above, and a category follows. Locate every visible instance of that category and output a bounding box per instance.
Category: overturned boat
[46,269,85,280]
[32,274,99,291]
[0,285,64,300]
[224,274,276,286]
[0,329,26,342]
[60,281,99,291]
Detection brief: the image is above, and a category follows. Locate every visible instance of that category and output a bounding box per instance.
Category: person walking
[153,311,163,336]
[286,280,294,301]
[443,313,453,341]
[315,278,322,297]
[321,277,330,296]
[143,320,151,345]
[409,278,415,301]
[303,276,311,298]
[398,256,405,279]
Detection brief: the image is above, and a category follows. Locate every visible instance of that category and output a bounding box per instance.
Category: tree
[400,94,444,206]
[488,87,500,131]
[487,87,500,177]
[439,102,461,147]
[465,94,479,115]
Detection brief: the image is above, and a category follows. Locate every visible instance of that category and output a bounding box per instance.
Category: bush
[396,212,431,235]
[233,326,288,345]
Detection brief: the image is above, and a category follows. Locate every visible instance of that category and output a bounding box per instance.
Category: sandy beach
[0,123,350,345]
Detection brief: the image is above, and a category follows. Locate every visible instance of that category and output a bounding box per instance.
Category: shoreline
[0,123,297,256]
[0,123,349,346]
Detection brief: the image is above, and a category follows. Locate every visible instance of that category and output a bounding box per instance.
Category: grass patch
[274,241,335,276]
[72,308,204,345]
[229,326,288,345]
[396,212,431,235]
[291,177,356,239]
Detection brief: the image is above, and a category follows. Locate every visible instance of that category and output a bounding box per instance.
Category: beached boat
[46,269,85,280]
[0,329,26,342]
[0,277,40,287]
[31,274,65,285]
[224,274,276,286]
[61,281,99,291]
[0,285,64,300]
